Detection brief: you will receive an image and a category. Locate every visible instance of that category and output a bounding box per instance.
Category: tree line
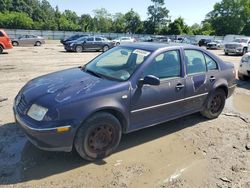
[0,0,250,36]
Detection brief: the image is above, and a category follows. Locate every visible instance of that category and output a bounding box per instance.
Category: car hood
[225,42,244,45]
[19,67,121,105]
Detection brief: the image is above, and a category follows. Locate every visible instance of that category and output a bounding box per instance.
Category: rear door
[183,49,210,113]
[130,49,186,131]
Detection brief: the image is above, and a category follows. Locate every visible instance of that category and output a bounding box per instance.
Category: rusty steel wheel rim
[88,125,114,153]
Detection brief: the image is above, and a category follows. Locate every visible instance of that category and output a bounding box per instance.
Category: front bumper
[224,48,243,54]
[14,110,74,152]
[238,63,250,76]
[64,45,75,52]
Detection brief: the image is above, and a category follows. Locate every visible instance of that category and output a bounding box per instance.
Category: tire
[116,42,120,46]
[12,41,19,46]
[74,112,122,161]
[102,45,109,52]
[0,45,3,54]
[238,72,246,81]
[35,41,41,46]
[75,45,83,53]
[225,52,228,56]
[242,47,247,55]
[201,89,226,119]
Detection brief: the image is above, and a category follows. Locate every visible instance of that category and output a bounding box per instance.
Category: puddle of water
[233,93,250,116]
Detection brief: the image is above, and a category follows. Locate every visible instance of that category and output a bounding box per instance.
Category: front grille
[17,95,28,114]
[225,44,235,49]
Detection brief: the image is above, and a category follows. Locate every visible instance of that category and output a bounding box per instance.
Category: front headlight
[27,104,48,121]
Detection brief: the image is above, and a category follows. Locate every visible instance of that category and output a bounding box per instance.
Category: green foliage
[147,0,170,34]
[0,11,34,29]
[1,0,248,36]
[205,0,250,35]
[124,9,142,34]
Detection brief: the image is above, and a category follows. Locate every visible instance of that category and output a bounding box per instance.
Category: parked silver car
[224,38,250,55]
[11,35,45,46]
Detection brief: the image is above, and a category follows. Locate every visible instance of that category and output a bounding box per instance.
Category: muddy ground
[0,42,249,188]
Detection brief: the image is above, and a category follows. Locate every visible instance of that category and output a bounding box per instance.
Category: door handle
[210,76,216,82]
[176,83,184,90]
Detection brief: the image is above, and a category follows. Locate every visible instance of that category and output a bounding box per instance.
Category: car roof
[120,42,196,52]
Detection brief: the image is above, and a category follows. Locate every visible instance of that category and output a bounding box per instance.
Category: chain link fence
[4,29,243,43]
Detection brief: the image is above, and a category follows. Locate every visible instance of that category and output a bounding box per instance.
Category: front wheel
[75,45,83,53]
[242,47,248,55]
[74,112,122,161]
[201,89,226,119]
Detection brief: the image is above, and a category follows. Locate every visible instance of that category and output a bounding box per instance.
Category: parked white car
[206,40,223,50]
[238,53,250,80]
[112,37,136,46]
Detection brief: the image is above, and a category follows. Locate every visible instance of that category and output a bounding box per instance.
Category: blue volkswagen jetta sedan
[13,43,236,161]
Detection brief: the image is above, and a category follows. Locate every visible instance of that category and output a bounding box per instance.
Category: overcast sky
[48,0,221,26]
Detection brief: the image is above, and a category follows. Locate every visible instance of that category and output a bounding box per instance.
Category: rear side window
[204,54,218,70]
[0,31,4,37]
[185,50,206,75]
[95,37,102,41]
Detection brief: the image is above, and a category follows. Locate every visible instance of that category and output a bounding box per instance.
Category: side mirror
[142,75,160,86]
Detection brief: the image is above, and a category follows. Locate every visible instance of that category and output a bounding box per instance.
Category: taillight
[233,66,236,79]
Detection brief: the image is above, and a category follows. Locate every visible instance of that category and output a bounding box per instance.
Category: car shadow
[236,79,250,89]
[0,113,207,185]
[59,50,102,53]
[0,52,9,55]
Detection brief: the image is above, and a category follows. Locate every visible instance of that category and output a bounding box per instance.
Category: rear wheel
[102,45,109,52]
[35,41,41,46]
[0,45,3,54]
[12,41,19,46]
[116,42,120,46]
[201,89,226,119]
[225,51,228,56]
[74,112,122,161]
[75,45,83,53]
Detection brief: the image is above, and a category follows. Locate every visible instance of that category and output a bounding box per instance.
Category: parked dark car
[11,35,45,46]
[198,39,212,47]
[64,36,114,52]
[14,43,236,161]
[60,34,89,45]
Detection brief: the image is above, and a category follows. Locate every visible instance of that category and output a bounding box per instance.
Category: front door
[129,50,186,131]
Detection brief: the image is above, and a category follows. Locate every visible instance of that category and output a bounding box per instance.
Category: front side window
[85,47,151,81]
[144,50,181,79]
[87,37,94,42]
[185,50,206,75]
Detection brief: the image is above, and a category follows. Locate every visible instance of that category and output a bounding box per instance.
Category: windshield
[233,39,248,43]
[85,46,151,81]
[76,36,87,42]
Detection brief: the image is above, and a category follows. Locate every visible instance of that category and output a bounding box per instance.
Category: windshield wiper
[85,68,103,78]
